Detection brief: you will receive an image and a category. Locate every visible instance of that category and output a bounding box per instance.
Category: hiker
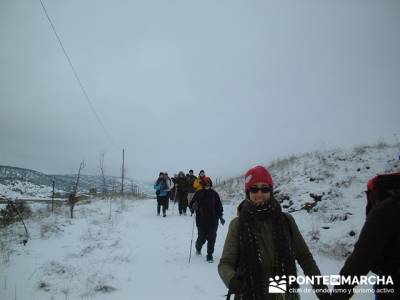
[189,176,225,262]
[186,169,197,204]
[332,172,400,300]
[218,165,330,300]
[193,170,206,192]
[164,172,172,190]
[164,172,172,210]
[170,174,177,203]
[154,172,169,217]
[175,171,190,215]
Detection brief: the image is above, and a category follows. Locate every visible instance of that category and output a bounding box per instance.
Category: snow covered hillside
[0,143,399,300]
[0,166,148,200]
[215,143,400,258]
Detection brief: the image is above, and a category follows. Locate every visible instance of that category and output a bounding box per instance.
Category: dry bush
[376,139,389,149]
[0,239,12,264]
[308,226,320,242]
[40,222,64,239]
[0,201,31,226]
[319,240,353,258]
[269,158,290,170]
[353,144,368,155]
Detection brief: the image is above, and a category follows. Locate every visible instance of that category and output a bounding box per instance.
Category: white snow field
[0,197,371,300]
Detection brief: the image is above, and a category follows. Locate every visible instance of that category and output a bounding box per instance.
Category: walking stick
[172,188,177,215]
[188,215,196,264]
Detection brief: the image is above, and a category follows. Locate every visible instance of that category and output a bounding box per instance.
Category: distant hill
[0,165,146,198]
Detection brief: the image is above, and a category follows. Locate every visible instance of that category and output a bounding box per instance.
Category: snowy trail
[0,198,371,300]
[109,199,228,300]
[1,199,228,300]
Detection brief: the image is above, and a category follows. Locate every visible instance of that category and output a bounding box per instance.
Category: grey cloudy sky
[1,0,399,182]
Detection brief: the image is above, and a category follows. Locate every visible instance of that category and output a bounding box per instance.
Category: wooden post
[121,149,125,194]
[51,180,55,213]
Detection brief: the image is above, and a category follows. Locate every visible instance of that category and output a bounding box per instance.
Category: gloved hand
[190,209,194,216]
[229,272,245,294]
[219,217,225,225]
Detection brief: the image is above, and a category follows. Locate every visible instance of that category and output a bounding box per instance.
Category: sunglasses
[249,186,272,194]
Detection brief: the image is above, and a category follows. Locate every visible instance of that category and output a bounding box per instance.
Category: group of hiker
[154,165,399,299]
[154,169,224,262]
[153,169,207,217]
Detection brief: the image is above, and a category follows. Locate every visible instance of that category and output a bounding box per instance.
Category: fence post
[51,180,55,213]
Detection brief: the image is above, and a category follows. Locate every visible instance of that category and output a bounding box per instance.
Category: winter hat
[366,172,400,214]
[202,176,213,187]
[244,165,273,192]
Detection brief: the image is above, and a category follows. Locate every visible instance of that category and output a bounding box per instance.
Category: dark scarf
[237,197,297,300]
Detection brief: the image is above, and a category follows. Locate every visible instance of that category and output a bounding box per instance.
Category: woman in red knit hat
[218,166,330,300]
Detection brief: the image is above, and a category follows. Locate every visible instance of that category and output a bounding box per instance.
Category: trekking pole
[172,190,177,215]
[188,215,196,264]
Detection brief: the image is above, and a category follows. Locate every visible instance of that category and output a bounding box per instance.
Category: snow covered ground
[0,197,372,300]
[1,144,399,299]
[1,198,229,300]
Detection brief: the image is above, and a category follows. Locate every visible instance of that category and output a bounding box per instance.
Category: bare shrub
[0,201,31,226]
[0,239,12,264]
[269,158,290,170]
[40,223,63,239]
[319,240,353,258]
[376,139,389,149]
[308,225,320,242]
[38,281,51,291]
[353,144,367,155]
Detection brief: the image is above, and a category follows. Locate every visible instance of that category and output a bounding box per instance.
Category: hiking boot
[195,247,201,255]
[206,254,213,262]
[163,214,166,217]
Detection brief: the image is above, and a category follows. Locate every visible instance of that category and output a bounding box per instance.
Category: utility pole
[51,179,55,213]
[121,149,125,194]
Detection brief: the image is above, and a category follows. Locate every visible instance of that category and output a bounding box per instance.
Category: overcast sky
[1,0,399,182]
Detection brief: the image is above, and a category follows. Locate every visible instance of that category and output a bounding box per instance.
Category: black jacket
[175,177,189,193]
[332,194,400,299]
[190,188,223,228]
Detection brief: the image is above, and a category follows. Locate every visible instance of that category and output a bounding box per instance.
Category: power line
[38,0,112,142]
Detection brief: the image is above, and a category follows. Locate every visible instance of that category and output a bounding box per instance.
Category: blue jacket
[154,179,169,197]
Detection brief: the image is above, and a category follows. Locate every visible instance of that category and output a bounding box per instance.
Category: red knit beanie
[202,176,213,187]
[244,165,273,192]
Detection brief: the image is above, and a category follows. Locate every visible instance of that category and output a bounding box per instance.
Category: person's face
[189,171,193,176]
[199,172,205,178]
[248,183,272,205]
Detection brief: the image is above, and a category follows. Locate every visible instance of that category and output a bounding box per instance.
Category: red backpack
[366,172,400,215]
